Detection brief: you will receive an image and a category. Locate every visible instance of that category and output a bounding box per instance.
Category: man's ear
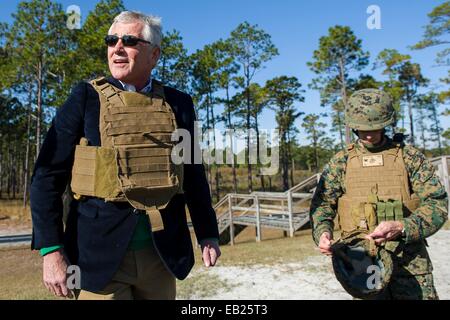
[152,46,161,62]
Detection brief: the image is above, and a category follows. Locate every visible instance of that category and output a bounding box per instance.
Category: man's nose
[113,38,125,52]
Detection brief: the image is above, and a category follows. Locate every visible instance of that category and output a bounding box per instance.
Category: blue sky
[1,0,449,146]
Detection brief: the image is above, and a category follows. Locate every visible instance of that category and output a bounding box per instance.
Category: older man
[30,11,220,300]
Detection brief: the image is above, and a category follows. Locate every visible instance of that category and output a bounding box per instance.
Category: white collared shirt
[119,77,152,93]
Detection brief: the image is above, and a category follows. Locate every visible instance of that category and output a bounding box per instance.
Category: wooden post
[229,195,234,246]
[287,191,294,237]
[255,195,261,242]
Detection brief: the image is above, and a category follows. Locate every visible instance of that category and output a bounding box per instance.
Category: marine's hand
[366,221,404,245]
[319,232,333,256]
[200,239,221,267]
[43,249,73,298]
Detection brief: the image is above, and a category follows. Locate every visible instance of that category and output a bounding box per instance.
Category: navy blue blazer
[30,77,219,292]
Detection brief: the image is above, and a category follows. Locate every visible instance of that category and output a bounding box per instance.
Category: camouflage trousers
[384,273,439,300]
[359,273,439,300]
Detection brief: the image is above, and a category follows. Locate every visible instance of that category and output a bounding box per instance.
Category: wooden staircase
[214,174,321,245]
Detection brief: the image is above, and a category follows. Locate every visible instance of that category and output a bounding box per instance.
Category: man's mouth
[113,59,129,64]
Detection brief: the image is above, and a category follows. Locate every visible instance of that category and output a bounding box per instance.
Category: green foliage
[52,0,125,106]
[398,61,429,144]
[412,2,450,108]
[308,25,369,144]
[415,93,444,155]
[308,25,369,98]
[265,76,304,189]
[229,21,278,84]
[301,113,328,171]
[412,1,450,65]
[154,29,190,92]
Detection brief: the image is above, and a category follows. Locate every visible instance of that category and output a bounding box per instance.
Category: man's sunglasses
[104,34,152,47]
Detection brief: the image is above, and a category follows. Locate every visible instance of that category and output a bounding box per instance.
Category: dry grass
[0,200,31,220]
[0,226,319,300]
[0,200,32,236]
[0,246,64,300]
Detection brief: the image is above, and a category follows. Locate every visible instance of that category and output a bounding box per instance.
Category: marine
[310,88,448,300]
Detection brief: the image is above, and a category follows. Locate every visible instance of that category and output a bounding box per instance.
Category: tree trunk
[287,132,294,188]
[338,57,350,144]
[205,99,212,192]
[225,86,238,194]
[209,92,220,203]
[255,113,265,191]
[431,106,443,155]
[336,111,345,149]
[23,87,33,207]
[281,131,289,190]
[313,127,319,171]
[36,59,43,158]
[246,81,253,193]
[7,134,12,199]
[12,135,17,199]
[408,97,415,146]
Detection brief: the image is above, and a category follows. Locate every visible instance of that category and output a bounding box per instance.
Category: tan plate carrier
[337,142,420,249]
[70,77,184,232]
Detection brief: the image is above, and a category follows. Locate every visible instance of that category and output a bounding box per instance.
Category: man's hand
[366,221,404,245]
[319,232,333,256]
[200,239,221,267]
[43,249,73,298]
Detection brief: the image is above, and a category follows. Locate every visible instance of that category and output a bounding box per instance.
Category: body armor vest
[70,77,184,231]
[337,140,420,236]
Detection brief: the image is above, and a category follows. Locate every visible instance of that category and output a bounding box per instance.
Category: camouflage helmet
[331,231,393,299]
[345,89,395,130]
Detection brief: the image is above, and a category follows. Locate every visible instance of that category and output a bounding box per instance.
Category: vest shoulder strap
[89,77,124,106]
[90,76,108,88]
[346,143,359,160]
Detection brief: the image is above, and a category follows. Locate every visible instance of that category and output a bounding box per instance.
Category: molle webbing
[337,142,420,234]
[70,77,184,232]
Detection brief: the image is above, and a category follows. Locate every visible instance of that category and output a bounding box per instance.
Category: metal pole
[287,191,294,237]
[255,195,261,242]
[228,195,234,246]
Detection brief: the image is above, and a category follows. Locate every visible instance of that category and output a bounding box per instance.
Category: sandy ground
[186,230,450,300]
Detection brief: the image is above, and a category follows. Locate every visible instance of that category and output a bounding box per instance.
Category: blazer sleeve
[182,95,220,242]
[30,82,86,249]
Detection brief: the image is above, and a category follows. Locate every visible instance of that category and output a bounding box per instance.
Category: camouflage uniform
[310,89,448,300]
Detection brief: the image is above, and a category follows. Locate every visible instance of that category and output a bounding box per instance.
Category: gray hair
[109,11,162,48]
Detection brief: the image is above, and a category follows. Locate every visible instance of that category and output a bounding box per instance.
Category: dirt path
[186,230,450,300]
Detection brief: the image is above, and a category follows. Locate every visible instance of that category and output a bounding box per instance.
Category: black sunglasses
[104,34,152,47]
